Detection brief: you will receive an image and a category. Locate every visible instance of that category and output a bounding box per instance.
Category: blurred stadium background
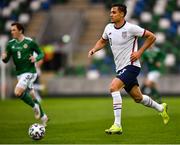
[0,0,180,98]
[1,0,180,144]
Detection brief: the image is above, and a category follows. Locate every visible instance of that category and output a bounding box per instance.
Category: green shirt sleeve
[32,41,44,62]
[2,43,11,63]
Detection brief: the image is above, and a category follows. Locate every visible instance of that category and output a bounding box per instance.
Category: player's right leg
[105,78,124,135]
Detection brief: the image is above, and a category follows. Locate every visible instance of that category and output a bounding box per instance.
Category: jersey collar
[15,36,25,43]
[114,21,126,29]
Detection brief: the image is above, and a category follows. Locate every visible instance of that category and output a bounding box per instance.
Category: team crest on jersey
[122,31,127,38]
[23,44,28,49]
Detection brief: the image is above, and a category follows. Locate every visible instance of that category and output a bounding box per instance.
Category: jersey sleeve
[102,24,109,40]
[129,24,145,37]
[32,41,44,62]
[2,43,11,63]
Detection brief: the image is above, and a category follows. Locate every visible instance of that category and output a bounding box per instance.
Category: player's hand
[29,55,36,63]
[155,62,161,68]
[130,51,141,62]
[1,52,7,60]
[88,49,95,58]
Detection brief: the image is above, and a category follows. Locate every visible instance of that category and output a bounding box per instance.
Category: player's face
[11,25,22,39]
[110,7,124,23]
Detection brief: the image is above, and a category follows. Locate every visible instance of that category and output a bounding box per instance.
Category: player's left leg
[30,90,49,127]
[29,76,49,127]
[30,90,44,117]
[129,85,169,124]
[16,73,41,119]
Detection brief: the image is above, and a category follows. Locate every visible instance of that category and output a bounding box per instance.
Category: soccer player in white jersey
[88,3,169,135]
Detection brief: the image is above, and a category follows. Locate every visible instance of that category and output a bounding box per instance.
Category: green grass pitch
[0,96,180,144]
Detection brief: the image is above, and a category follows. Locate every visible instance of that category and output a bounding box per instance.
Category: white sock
[111,91,122,127]
[141,95,163,112]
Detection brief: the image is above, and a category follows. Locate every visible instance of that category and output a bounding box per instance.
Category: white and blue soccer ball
[28,123,45,140]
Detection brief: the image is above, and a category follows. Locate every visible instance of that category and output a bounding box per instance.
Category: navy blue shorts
[116,65,141,93]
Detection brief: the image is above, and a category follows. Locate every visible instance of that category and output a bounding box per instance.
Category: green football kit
[3,37,44,75]
[2,37,47,121]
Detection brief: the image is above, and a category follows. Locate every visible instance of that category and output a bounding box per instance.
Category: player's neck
[17,35,25,42]
[114,19,125,29]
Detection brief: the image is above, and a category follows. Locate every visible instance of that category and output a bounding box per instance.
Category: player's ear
[120,12,124,17]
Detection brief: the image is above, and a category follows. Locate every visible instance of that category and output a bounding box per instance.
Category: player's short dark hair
[11,22,25,34]
[111,3,127,17]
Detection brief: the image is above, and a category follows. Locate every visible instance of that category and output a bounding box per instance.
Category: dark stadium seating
[0,0,179,75]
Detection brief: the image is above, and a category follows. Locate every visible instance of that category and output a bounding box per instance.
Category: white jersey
[102,21,145,71]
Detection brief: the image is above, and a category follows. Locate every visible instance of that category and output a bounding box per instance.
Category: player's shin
[20,91,35,108]
[111,91,122,127]
[140,94,163,112]
[33,99,45,117]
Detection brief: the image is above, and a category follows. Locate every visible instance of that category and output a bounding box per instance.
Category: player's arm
[131,30,156,62]
[88,38,108,58]
[140,30,156,53]
[30,41,44,63]
[1,44,11,63]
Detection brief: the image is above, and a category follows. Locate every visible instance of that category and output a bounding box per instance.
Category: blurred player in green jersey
[141,45,166,103]
[1,22,48,127]
[33,52,44,102]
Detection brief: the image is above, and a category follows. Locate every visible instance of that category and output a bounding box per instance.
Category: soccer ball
[28,123,45,140]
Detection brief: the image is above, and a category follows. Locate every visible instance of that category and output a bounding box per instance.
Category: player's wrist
[90,49,94,55]
[92,48,96,53]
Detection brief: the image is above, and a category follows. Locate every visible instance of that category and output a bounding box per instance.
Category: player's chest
[11,43,32,53]
[107,30,131,45]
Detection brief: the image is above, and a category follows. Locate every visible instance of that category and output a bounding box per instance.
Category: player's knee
[109,85,118,92]
[14,89,23,97]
